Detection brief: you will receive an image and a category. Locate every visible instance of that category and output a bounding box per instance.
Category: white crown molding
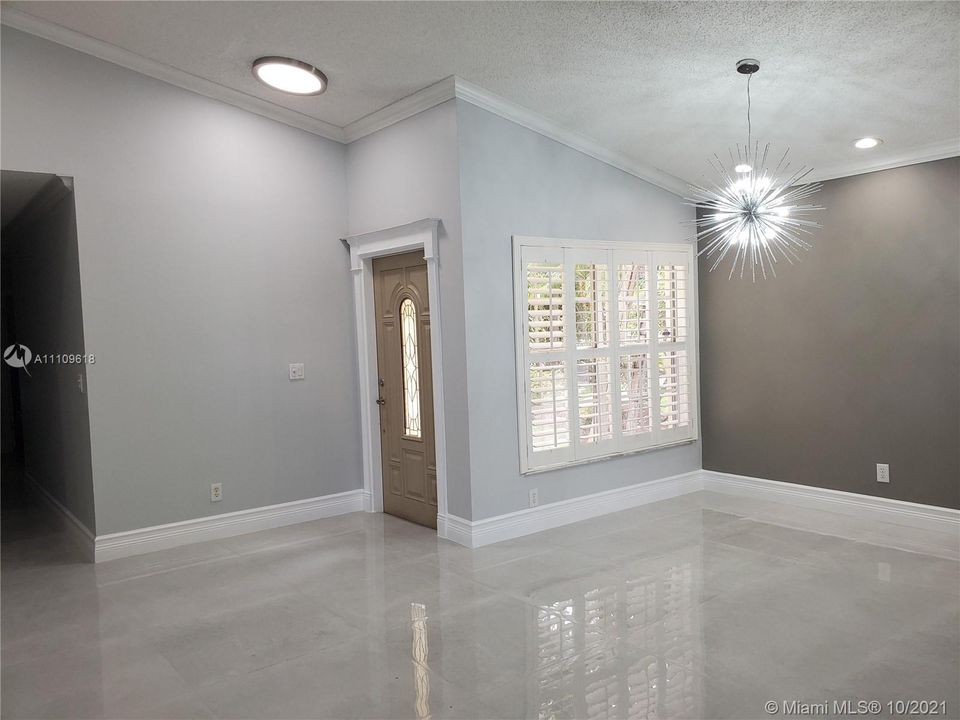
[341,77,457,143]
[0,7,345,143]
[442,470,704,548]
[5,7,955,200]
[343,83,957,190]
[341,76,690,196]
[452,78,690,196]
[805,139,960,184]
[94,489,365,562]
[24,472,96,562]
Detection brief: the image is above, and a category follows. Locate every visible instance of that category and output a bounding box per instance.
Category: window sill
[521,436,699,476]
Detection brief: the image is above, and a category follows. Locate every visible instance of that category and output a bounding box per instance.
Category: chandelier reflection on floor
[687,59,825,281]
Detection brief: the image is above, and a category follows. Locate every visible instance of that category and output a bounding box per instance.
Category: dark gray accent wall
[699,157,960,509]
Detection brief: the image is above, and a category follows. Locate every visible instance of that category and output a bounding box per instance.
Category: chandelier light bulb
[685,59,825,280]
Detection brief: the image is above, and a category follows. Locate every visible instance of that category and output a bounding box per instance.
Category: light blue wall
[0,26,701,531]
[1,28,360,534]
[456,101,701,521]
[346,100,472,518]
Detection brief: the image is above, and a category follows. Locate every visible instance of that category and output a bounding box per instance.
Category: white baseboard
[23,472,96,562]
[438,468,958,550]
[94,490,365,563]
[441,470,704,548]
[438,513,473,547]
[703,470,960,534]
[32,464,953,561]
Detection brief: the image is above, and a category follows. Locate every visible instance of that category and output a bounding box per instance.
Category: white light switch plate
[289,363,305,381]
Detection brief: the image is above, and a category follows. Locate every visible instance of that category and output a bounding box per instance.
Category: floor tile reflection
[2,475,958,719]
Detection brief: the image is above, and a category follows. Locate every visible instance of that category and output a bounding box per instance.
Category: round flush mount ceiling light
[252,56,327,95]
[853,137,882,149]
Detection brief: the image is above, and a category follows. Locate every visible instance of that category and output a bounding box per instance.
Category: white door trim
[343,219,449,535]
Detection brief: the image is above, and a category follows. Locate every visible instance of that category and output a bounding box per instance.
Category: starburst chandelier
[688,59,825,280]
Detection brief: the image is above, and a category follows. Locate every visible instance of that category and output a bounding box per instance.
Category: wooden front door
[372,251,437,528]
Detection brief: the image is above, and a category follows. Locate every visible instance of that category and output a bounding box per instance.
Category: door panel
[373,251,437,529]
[401,448,426,501]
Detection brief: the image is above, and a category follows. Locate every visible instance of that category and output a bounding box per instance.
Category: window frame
[513,235,700,474]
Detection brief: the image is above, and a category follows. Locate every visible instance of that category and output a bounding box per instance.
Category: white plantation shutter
[617,262,650,345]
[520,246,574,467]
[568,249,617,459]
[516,239,697,472]
[615,251,654,453]
[653,254,693,443]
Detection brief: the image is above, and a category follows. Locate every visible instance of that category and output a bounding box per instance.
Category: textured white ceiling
[5,1,959,184]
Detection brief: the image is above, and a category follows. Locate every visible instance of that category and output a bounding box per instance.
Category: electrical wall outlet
[876,463,890,483]
[529,488,539,508]
[877,561,891,583]
[288,363,305,381]
[210,482,222,502]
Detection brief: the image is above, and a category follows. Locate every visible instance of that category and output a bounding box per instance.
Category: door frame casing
[343,219,449,537]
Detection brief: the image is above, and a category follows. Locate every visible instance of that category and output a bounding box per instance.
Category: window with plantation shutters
[514,238,698,473]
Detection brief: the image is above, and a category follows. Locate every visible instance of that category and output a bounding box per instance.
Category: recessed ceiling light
[854,137,882,149]
[734,163,752,173]
[252,56,327,95]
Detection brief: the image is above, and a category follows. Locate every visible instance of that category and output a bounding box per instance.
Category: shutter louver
[575,263,609,349]
[658,350,690,430]
[530,360,570,451]
[619,354,652,437]
[617,264,649,345]
[527,262,564,352]
[657,264,688,343]
[577,358,614,444]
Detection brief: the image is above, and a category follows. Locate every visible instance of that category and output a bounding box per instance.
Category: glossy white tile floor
[2,478,958,719]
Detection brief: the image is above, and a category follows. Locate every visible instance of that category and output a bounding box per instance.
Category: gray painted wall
[700,157,960,509]
[345,100,473,518]
[2,28,360,534]
[457,101,701,521]
[3,182,97,531]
